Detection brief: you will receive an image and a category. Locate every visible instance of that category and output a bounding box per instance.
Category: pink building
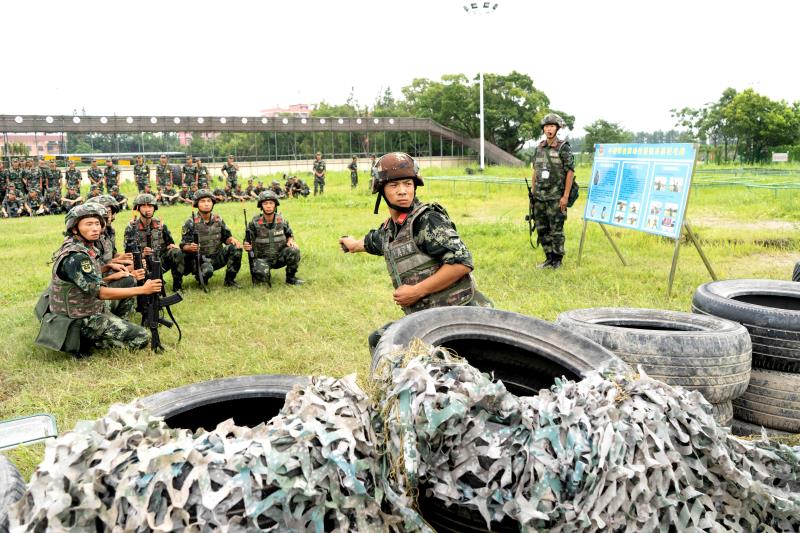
[1,133,63,156]
[260,104,314,118]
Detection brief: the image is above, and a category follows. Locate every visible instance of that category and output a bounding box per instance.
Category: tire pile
[693,279,800,436]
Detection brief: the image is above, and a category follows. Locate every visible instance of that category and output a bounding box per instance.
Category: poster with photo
[583,143,696,239]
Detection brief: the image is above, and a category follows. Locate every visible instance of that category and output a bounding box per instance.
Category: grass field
[2,164,799,477]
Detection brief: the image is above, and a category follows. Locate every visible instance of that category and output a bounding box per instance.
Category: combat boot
[537,253,554,269]
[548,254,563,270]
[285,269,305,285]
[172,275,183,293]
[224,277,241,289]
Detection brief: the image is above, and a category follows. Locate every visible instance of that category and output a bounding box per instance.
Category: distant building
[0,133,63,156]
[260,104,314,118]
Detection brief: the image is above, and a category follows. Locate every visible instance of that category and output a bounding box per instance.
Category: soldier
[2,189,23,217]
[45,184,63,215]
[180,189,243,289]
[61,185,83,210]
[195,157,209,189]
[243,190,304,286]
[0,161,9,204]
[25,159,42,193]
[87,159,104,193]
[312,151,326,195]
[369,154,378,191]
[103,159,121,191]
[34,203,161,357]
[160,183,180,206]
[125,193,186,292]
[37,159,49,190]
[9,159,25,195]
[254,180,266,196]
[339,152,492,352]
[270,179,285,198]
[47,160,62,194]
[110,185,128,210]
[231,183,248,202]
[529,113,575,270]
[133,155,150,193]
[179,184,193,205]
[65,160,83,192]
[88,185,102,200]
[213,186,227,203]
[245,178,256,199]
[182,156,197,188]
[348,155,358,188]
[221,155,239,190]
[24,189,47,216]
[156,154,172,191]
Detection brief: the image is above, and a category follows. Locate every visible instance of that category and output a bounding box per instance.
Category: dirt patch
[692,215,799,232]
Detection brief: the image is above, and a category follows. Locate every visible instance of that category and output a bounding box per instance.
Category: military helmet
[65,203,107,231]
[111,185,120,193]
[371,152,423,194]
[540,113,565,130]
[257,190,280,208]
[133,193,158,211]
[86,194,120,214]
[193,189,216,207]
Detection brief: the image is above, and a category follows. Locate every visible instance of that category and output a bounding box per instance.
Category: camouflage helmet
[371,152,424,194]
[86,194,120,214]
[133,193,158,211]
[193,189,216,208]
[65,203,107,232]
[257,190,280,208]
[540,113,565,130]
[111,185,120,193]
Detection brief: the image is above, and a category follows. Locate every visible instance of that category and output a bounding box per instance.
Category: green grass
[2,166,799,476]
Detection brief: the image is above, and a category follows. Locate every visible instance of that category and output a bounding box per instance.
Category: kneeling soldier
[243,190,304,286]
[180,189,243,289]
[34,203,161,357]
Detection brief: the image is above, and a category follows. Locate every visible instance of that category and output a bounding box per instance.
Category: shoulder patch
[81,259,92,273]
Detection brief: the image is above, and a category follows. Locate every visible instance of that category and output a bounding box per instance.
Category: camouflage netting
[11,344,800,532]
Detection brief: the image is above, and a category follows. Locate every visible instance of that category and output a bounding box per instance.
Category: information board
[583,143,696,239]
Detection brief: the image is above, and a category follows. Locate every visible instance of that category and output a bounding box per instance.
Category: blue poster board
[583,143,696,239]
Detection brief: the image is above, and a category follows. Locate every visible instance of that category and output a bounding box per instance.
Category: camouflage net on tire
[11,344,800,532]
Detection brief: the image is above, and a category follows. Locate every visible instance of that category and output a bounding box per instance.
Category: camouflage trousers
[314,176,325,195]
[226,177,238,190]
[533,198,567,256]
[251,247,301,283]
[108,276,137,319]
[187,245,242,285]
[351,173,358,188]
[368,289,494,353]
[80,312,150,351]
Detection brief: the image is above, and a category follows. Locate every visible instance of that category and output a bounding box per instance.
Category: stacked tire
[693,279,800,435]
[555,307,752,427]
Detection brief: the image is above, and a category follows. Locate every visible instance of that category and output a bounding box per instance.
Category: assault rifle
[524,176,538,250]
[191,210,208,292]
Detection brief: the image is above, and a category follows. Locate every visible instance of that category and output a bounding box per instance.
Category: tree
[583,120,634,150]
[723,89,800,163]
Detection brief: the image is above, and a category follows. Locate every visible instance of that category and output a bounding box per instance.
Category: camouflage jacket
[156,164,172,186]
[3,198,23,216]
[104,166,121,187]
[348,162,358,176]
[313,159,326,177]
[46,169,62,190]
[532,139,575,201]
[221,163,238,179]
[0,169,9,190]
[133,164,150,181]
[182,165,197,183]
[87,167,104,185]
[65,168,82,188]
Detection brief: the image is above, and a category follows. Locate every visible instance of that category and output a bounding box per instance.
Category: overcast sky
[3,0,796,136]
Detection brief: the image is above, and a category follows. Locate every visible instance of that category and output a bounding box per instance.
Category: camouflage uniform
[62,190,83,209]
[104,164,121,190]
[124,216,185,291]
[46,167,62,193]
[196,163,210,189]
[0,166,9,203]
[160,185,179,206]
[313,158,326,195]
[531,138,575,258]
[92,221,137,319]
[45,187,63,214]
[65,167,83,191]
[133,163,150,193]
[348,160,358,188]
[110,190,128,210]
[156,163,172,190]
[2,195,23,217]
[35,236,150,355]
[180,213,242,286]
[247,212,301,284]
[10,164,26,194]
[221,162,238,189]
[26,166,43,193]
[26,193,46,216]
[182,163,197,187]
[87,165,104,193]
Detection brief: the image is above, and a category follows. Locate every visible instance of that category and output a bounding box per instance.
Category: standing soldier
[180,189,243,289]
[104,158,121,191]
[0,161,9,204]
[33,203,161,357]
[339,152,492,351]
[125,193,186,292]
[369,154,379,191]
[312,151,326,195]
[156,154,172,191]
[529,113,575,270]
[221,155,239,190]
[195,157,209,189]
[133,155,150,193]
[182,156,197,188]
[348,155,358,189]
[9,159,26,194]
[47,160,62,194]
[37,159,49,190]
[87,159,104,193]
[243,190,304,286]
[65,160,82,193]
[24,159,42,193]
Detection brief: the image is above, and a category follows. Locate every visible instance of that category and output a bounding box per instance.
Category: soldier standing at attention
[156,154,172,191]
[180,190,243,289]
[339,152,492,352]
[47,160,62,195]
[104,158,121,191]
[65,160,82,193]
[195,157,209,189]
[221,155,239,190]
[530,113,574,270]
[182,156,197,188]
[87,159,104,193]
[0,161,10,204]
[23,159,40,193]
[243,190,304,286]
[369,154,378,191]
[312,152,326,195]
[9,159,26,194]
[348,155,358,189]
[133,155,150,193]
[33,203,161,357]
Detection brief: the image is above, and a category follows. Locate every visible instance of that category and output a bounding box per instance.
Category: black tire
[138,374,308,432]
[731,368,800,433]
[711,401,733,427]
[372,307,622,399]
[730,418,793,437]
[555,308,751,403]
[0,455,25,533]
[692,279,800,373]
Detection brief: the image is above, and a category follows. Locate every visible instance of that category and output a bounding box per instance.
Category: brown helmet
[371,152,423,194]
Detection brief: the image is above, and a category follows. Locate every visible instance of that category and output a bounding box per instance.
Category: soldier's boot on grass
[172,273,183,293]
[537,253,554,269]
[547,254,563,270]
[285,267,304,285]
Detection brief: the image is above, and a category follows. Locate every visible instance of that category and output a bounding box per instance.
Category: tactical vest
[48,237,106,318]
[194,214,223,255]
[129,218,165,254]
[382,203,475,315]
[252,214,287,262]
[533,141,567,200]
[97,226,116,264]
